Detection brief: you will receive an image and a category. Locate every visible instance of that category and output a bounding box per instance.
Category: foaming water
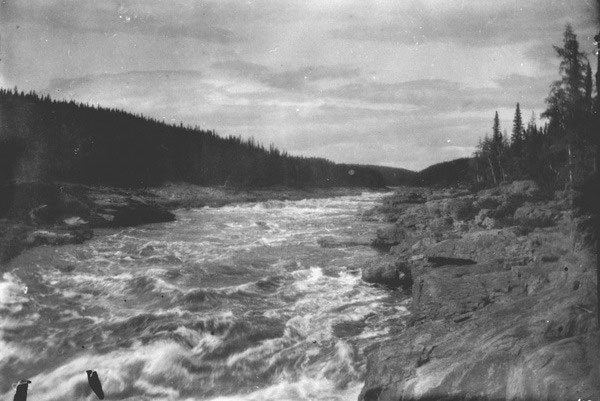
[1,191,409,400]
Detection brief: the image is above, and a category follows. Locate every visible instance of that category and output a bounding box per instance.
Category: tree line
[0,88,385,189]
[474,24,598,190]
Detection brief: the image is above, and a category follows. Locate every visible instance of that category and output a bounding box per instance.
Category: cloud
[44,70,216,122]
[322,76,550,114]
[330,0,596,48]
[212,60,361,90]
[1,0,237,43]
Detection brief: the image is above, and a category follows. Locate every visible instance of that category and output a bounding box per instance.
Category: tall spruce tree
[543,24,589,187]
[492,111,502,143]
[489,111,505,184]
[512,104,523,141]
[511,103,524,151]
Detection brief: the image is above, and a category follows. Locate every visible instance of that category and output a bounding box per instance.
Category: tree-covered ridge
[0,88,385,189]
[475,24,598,190]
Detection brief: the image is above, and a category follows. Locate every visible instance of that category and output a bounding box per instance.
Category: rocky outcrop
[372,224,409,250]
[423,228,529,263]
[360,282,598,401]
[359,182,599,401]
[513,204,557,228]
[362,256,412,290]
[0,182,176,265]
[63,184,175,228]
[364,188,429,222]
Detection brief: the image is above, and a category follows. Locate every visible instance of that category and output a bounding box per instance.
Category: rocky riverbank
[0,182,176,264]
[358,181,599,401]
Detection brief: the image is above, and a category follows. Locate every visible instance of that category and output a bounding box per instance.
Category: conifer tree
[543,24,589,187]
[492,111,502,144]
[585,61,593,113]
[511,103,524,149]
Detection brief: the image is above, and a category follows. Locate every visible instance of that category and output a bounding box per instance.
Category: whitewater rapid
[1,192,410,400]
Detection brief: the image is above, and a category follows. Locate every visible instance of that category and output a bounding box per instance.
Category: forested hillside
[0,89,385,189]
[362,165,416,186]
[412,158,478,187]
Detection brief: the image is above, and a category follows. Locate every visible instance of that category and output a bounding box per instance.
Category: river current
[1,192,409,400]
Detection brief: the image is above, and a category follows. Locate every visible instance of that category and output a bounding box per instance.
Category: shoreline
[357,181,599,400]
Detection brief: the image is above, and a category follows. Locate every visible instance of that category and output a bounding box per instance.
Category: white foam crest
[290,267,324,292]
[173,325,224,355]
[214,192,386,217]
[357,326,391,339]
[64,272,134,295]
[0,340,193,401]
[0,338,35,365]
[225,337,290,368]
[207,375,363,401]
[312,340,362,383]
[0,273,29,313]
[0,275,39,366]
[283,313,331,343]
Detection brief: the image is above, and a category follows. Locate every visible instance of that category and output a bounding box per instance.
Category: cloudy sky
[0,0,598,170]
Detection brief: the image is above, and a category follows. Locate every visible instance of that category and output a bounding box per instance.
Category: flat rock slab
[424,228,529,263]
[360,282,598,401]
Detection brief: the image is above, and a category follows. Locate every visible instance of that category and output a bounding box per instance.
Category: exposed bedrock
[359,181,599,401]
[1,182,175,228]
[1,182,175,264]
[361,255,412,290]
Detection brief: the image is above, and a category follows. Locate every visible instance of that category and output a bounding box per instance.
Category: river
[1,192,409,401]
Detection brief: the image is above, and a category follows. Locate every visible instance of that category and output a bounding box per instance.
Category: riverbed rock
[423,228,527,263]
[428,216,454,233]
[371,224,407,250]
[444,196,476,221]
[514,204,557,228]
[507,179,541,197]
[57,193,92,220]
[362,257,412,289]
[359,283,598,401]
[473,195,502,210]
[474,208,493,226]
[79,187,175,227]
[411,261,527,320]
[382,190,427,205]
[396,205,428,231]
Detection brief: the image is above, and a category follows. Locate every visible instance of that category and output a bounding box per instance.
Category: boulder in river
[362,257,412,290]
[371,224,407,250]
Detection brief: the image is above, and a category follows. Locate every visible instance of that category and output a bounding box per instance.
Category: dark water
[1,193,409,400]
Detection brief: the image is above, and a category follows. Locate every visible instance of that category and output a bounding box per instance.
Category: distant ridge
[412,158,478,188]
[362,165,417,187]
